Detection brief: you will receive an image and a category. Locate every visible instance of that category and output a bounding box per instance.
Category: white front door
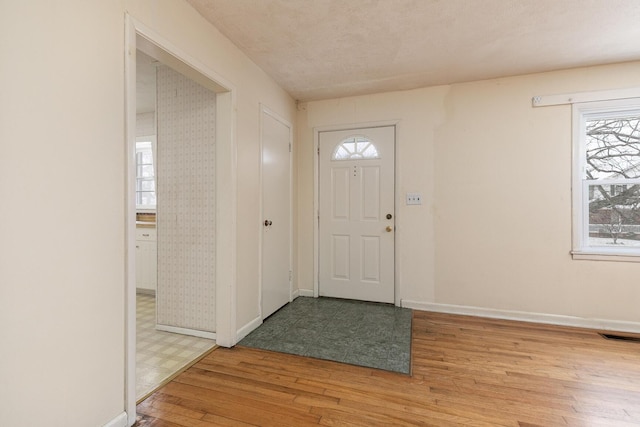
[319,126,395,303]
[261,108,292,318]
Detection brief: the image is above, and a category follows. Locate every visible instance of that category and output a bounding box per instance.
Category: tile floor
[136,293,216,401]
[239,297,412,374]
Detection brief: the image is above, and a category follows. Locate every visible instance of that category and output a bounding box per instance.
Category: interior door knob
[386,226,393,232]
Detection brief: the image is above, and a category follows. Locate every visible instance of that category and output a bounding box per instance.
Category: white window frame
[572,98,640,261]
[331,135,380,161]
[136,135,156,212]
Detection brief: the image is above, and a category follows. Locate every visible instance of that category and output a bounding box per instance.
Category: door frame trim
[125,14,238,425]
[258,104,294,320]
[313,121,400,306]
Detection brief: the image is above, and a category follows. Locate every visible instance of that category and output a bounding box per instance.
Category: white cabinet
[136,227,157,292]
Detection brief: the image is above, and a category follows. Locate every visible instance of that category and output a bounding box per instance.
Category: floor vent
[599,333,640,343]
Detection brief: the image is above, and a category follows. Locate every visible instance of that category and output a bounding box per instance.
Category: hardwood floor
[136,311,640,426]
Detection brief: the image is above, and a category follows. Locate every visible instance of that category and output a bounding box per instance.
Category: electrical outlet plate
[406,192,422,205]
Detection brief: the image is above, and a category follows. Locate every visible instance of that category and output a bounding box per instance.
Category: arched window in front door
[331,135,380,161]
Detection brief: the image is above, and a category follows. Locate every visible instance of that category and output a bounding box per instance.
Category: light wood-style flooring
[136,311,640,426]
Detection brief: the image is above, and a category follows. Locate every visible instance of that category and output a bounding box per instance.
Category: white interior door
[261,108,292,318]
[319,126,395,303]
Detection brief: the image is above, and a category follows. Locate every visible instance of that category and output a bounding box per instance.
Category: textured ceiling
[187,0,640,102]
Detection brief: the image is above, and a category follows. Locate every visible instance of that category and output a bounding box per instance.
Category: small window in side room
[572,99,640,260]
[136,137,156,210]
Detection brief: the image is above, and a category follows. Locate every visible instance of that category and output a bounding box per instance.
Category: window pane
[140,151,153,164]
[343,141,356,153]
[355,140,368,152]
[588,183,640,247]
[138,191,156,206]
[135,140,155,208]
[362,144,377,158]
[331,136,380,161]
[585,116,640,180]
[140,164,154,178]
[140,179,155,191]
[334,146,350,160]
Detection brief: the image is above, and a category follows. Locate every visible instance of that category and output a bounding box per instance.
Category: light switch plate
[406,192,422,205]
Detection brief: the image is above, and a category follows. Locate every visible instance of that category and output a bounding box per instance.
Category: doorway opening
[133,50,217,401]
[125,15,237,425]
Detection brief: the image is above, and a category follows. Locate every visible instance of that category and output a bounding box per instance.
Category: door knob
[264,220,272,227]
[386,226,393,232]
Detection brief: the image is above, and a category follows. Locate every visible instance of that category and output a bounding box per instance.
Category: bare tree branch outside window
[586,116,640,246]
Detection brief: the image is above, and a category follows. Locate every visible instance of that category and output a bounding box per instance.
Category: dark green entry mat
[238,297,412,374]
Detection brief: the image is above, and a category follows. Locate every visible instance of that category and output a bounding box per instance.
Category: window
[136,137,156,210]
[332,135,379,161]
[573,99,640,258]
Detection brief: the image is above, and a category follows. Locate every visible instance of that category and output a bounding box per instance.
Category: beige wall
[296,86,450,303]
[0,1,126,426]
[434,62,640,322]
[297,61,640,324]
[0,1,295,426]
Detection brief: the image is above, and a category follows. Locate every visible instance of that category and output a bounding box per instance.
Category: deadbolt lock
[386,213,393,220]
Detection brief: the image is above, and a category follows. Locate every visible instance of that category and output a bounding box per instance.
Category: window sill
[571,250,640,262]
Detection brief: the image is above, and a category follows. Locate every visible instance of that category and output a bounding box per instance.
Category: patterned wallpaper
[156,65,216,333]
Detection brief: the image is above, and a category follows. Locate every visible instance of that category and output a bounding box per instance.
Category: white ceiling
[187,0,640,102]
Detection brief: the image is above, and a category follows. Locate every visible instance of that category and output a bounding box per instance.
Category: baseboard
[103,411,128,427]
[292,289,300,299]
[236,315,262,342]
[298,289,314,297]
[156,324,216,340]
[136,288,156,296]
[401,300,640,334]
